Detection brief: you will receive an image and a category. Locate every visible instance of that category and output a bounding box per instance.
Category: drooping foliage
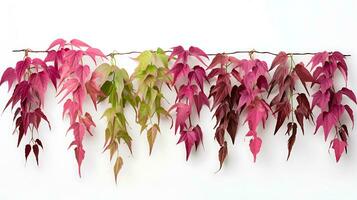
[208,53,270,169]
[310,51,355,162]
[96,55,138,183]
[131,49,172,155]
[1,54,54,165]
[45,39,106,176]
[168,46,210,160]
[268,52,314,160]
[1,40,355,180]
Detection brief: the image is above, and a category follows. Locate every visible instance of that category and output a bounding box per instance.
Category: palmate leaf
[132,49,172,155]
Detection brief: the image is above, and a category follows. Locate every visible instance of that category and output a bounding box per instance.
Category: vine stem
[12,49,352,57]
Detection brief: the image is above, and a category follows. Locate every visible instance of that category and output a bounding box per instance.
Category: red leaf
[194,91,209,116]
[218,142,228,170]
[74,146,85,177]
[15,57,31,81]
[344,105,354,127]
[287,123,297,160]
[309,51,329,70]
[188,46,208,65]
[168,46,185,61]
[32,144,39,166]
[57,78,80,103]
[35,139,43,149]
[315,112,337,141]
[47,38,66,50]
[85,48,106,62]
[188,65,207,91]
[177,130,198,160]
[192,125,203,150]
[227,111,239,144]
[273,101,291,135]
[270,51,288,70]
[169,103,191,134]
[295,63,314,82]
[208,53,228,69]
[169,63,190,84]
[25,144,31,161]
[70,39,91,49]
[85,72,104,109]
[330,138,347,162]
[0,67,16,91]
[249,136,262,162]
[339,87,357,104]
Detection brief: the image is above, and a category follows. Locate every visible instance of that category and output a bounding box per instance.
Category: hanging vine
[168,46,210,160]
[1,54,54,165]
[96,55,138,183]
[45,38,106,176]
[131,49,172,154]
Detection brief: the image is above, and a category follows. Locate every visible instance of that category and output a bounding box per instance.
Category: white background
[0,0,357,199]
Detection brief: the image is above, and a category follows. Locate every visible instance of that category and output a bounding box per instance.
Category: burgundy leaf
[33,144,39,166]
[25,144,31,161]
[218,142,228,170]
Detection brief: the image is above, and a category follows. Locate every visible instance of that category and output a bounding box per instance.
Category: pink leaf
[57,78,80,103]
[330,138,347,162]
[344,105,354,127]
[70,39,91,49]
[169,103,191,134]
[47,38,66,50]
[339,87,357,104]
[85,48,106,63]
[74,146,85,177]
[188,65,207,91]
[177,130,198,160]
[15,57,31,81]
[85,72,104,109]
[169,63,190,84]
[189,46,208,65]
[310,51,329,70]
[194,91,209,116]
[249,136,262,162]
[315,112,337,141]
[169,46,185,61]
[270,51,288,70]
[0,67,16,91]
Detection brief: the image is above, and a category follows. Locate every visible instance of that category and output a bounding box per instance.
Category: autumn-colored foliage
[96,56,138,183]
[45,39,106,176]
[168,46,209,160]
[1,55,53,165]
[1,40,355,181]
[131,49,172,155]
[309,52,355,162]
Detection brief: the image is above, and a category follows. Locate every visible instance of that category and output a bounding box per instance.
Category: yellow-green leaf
[114,156,123,183]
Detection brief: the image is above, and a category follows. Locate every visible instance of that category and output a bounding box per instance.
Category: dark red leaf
[287,123,297,160]
[218,142,228,170]
[33,144,39,166]
[25,144,31,161]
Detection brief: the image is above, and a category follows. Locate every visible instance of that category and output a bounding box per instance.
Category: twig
[12,49,352,57]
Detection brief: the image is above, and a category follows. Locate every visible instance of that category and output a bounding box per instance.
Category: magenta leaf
[177,130,198,160]
[0,67,16,91]
[47,38,66,50]
[249,135,262,162]
[330,138,347,162]
[339,87,357,104]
